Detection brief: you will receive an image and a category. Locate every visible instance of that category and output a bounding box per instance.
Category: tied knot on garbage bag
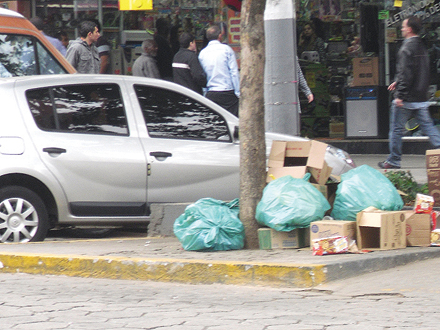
[173,198,245,251]
[331,164,404,221]
[255,174,331,232]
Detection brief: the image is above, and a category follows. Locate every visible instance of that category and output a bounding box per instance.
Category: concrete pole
[264,0,299,136]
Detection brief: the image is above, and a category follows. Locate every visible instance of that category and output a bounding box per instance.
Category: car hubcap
[0,198,39,243]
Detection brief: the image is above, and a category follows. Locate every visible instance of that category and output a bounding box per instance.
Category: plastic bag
[331,165,404,221]
[255,175,331,232]
[173,198,245,251]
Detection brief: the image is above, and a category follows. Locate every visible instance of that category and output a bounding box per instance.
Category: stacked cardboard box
[426,149,440,206]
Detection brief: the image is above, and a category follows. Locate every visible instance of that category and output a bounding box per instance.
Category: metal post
[264,0,299,136]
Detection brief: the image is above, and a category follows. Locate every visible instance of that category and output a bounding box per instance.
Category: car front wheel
[0,186,49,243]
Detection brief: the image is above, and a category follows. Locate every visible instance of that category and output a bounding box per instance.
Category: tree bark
[239,0,266,249]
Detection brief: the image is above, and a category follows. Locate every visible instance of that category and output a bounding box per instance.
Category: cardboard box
[267,140,332,184]
[310,220,356,247]
[404,211,431,247]
[356,207,406,250]
[329,122,344,138]
[352,57,379,86]
[258,227,309,249]
[426,149,440,206]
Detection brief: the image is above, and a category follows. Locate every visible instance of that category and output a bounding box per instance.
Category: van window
[0,33,67,76]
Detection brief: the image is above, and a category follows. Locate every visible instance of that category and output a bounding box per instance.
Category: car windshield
[0,33,67,76]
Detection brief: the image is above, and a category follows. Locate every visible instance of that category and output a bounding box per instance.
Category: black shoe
[378,161,401,169]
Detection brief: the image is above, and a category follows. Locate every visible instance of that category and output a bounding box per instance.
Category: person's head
[30,16,44,31]
[302,22,316,38]
[142,39,158,57]
[79,20,100,44]
[179,32,196,51]
[56,30,69,48]
[205,24,222,41]
[402,16,422,38]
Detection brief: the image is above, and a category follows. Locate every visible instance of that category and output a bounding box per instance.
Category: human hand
[388,81,396,91]
[307,94,314,103]
[394,98,403,107]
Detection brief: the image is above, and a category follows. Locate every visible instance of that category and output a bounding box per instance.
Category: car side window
[26,84,129,135]
[0,33,67,76]
[134,85,231,142]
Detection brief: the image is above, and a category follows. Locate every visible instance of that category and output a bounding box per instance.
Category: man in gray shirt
[132,39,160,78]
[66,20,101,74]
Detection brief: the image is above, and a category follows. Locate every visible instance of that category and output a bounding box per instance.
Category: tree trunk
[239,0,267,249]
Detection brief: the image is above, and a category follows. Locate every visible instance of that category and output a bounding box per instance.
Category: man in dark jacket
[379,16,440,169]
[172,33,206,94]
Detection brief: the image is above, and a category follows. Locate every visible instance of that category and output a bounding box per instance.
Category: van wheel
[0,186,49,243]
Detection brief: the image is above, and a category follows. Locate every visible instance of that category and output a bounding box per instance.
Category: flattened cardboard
[356,207,406,250]
[258,227,310,249]
[404,211,431,247]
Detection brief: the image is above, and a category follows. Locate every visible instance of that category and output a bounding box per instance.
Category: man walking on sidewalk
[379,16,440,169]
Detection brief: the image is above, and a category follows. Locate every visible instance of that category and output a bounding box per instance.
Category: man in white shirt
[198,24,240,117]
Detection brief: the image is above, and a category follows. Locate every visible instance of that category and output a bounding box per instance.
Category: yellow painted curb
[0,252,328,287]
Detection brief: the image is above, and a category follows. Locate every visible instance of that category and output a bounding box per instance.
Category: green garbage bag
[255,175,331,232]
[331,164,404,221]
[173,198,244,251]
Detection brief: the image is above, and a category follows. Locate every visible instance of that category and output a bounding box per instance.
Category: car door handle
[150,151,172,160]
[43,147,67,154]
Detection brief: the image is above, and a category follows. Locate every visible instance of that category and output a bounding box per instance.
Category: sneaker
[378,161,401,169]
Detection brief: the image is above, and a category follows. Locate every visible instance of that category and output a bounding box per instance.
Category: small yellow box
[119,0,152,10]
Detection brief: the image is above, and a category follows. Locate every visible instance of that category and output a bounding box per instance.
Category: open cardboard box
[267,140,332,185]
[356,207,406,250]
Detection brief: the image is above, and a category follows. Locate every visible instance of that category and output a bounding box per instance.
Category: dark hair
[156,18,170,35]
[30,17,44,31]
[179,32,195,48]
[89,19,102,33]
[79,20,98,38]
[56,30,68,39]
[406,16,422,35]
[205,24,221,41]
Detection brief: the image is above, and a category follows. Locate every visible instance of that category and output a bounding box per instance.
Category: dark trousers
[206,90,239,117]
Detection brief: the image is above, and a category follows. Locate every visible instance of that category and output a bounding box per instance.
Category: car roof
[0,8,24,18]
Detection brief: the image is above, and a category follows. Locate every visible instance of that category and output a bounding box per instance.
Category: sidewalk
[0,235,439,288]
[0,154,433,288]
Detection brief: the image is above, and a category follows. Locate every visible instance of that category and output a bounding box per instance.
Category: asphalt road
[1,257,438,330]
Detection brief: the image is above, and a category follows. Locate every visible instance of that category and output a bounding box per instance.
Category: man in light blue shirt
[199,24,240,117]
[30,17,67,56]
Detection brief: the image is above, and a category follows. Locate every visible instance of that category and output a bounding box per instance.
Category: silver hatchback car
[0,74,355,243]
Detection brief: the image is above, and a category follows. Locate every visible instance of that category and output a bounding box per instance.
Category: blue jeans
[387,100,440,166]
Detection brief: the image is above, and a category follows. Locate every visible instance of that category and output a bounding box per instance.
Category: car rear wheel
[0,186,49,243]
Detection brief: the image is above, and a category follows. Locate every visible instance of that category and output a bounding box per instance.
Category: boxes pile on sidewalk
[257,141,439,255]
